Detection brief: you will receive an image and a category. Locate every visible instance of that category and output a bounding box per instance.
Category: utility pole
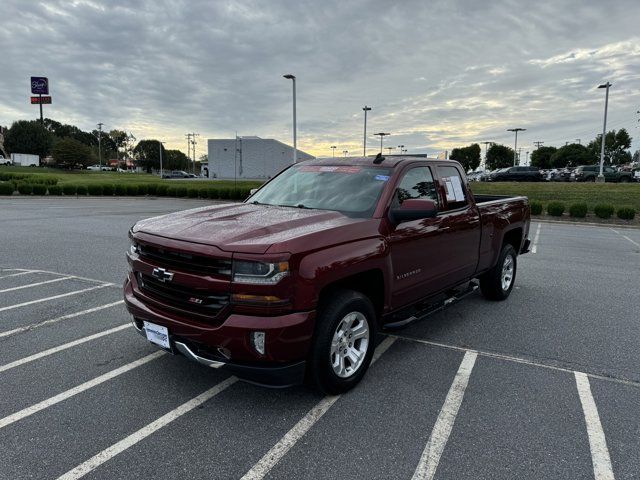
[374,132,390,154]
[191,132,200,174]
[533,141,544,149]
[362,106,372,156]
[159,141,164,178]
[331,145,337,158]
[507,128,526,166]
[185,133,193,171]
[97,123,103,170]
[525,151,529,166]
[597,82,612,182]
[518,147,522,165]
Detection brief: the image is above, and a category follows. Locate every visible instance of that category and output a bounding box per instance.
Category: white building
[207,136,314,180]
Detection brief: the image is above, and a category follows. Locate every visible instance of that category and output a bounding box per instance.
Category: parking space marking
[56,376,238,480]
[532,223,541,254]
[0,351,164,430]
[240,337,396,480]
[389,334,640,389]
[575,372,615,480]
[0,276,74,293]
[0,271,33,280]
[0,300,125,338]
[411,351,477,480]
[0,284,111,313]
[0,324,131,373]
[609,228,640,249]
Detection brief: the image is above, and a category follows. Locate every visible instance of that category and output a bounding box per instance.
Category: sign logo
[31,77,49,95]
[151,267,174,283]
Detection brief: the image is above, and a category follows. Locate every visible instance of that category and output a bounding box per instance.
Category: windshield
[248,164,392,217]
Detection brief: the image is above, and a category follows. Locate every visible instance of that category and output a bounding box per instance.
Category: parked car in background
[547,167,573,182]
[489,166,542,182]
[570,165,633,183]
[0,155,11,166]
[87,165,110,171]
[162,170,191,179]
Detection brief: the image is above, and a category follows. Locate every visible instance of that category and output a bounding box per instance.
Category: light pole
[507,128,525,166]
[158,141,165,178]
[97,123,103,170]
[283,74,297,163]
[525,151,529,166]
[343,150,348,157]
[386,146,394,155]
[363,106,371,156]
[398,144,405,155]
[374,132,390,154]
[597,82,611,183]
[481,141,493,169]
[331,145,337,158]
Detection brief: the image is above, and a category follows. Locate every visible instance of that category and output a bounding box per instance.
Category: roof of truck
[303,156,461,168]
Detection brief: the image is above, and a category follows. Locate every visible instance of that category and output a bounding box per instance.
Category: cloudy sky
[2,0,639,159]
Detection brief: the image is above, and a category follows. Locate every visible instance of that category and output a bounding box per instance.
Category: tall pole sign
[30,77,50,125]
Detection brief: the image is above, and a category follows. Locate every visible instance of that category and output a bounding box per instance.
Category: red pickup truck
[125,156,530,393]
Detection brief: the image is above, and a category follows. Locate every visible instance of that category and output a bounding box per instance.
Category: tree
[449,143,481,172]
[52,138,93,167]
[109,130,129,160]
[586,128,633,165]
[529,146,557,169]
[485,144,515,170]
[4,120,53,158]
[133,139,166,173]
[633,149,640,162]
[550,143,595,168]
[165,149,190,170]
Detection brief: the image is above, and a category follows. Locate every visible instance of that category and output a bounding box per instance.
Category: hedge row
[532,201,636,220]
[0,182,252,200]
[0,172,59,185]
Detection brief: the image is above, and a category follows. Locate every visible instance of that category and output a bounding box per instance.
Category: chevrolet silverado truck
[124,156,530,394]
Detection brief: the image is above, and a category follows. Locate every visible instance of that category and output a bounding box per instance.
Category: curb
[534,218,640,230]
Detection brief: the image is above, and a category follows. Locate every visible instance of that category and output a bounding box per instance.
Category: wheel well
[503,228,523,253]
[318,269,385,320]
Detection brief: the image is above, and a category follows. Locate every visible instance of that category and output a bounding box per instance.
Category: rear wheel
[308,290,377,394]
[480,244,517,301]
[620,176,630,183]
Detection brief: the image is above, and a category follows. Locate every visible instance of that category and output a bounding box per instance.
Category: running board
[382,281,479,331]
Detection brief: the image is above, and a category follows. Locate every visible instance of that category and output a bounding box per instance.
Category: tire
[620,176,629,183]
[479,244,517,301]
[308,289,377,394]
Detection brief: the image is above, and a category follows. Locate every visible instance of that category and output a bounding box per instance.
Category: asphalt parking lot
[1,197,639,480]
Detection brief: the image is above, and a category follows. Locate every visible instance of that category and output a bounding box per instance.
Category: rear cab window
[436,165,468,211]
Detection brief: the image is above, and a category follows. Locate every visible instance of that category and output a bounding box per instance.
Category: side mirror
[249,188,258,195]
[390,199,437,224]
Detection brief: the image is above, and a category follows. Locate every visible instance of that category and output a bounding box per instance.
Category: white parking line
[575,372,615,480]
[411,351,477,480]
[240,337,396,480]
[56,376,238,480]
[0,351,164,430]
[609,227,640,249]
[532,223,542,254]
[0,276,74,293]
[0,300,125,338]
[0,324,131,374]
[0,284,110,313]
[0,271,33,280]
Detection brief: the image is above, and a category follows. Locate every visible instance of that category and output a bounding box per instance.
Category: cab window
[393,166,439,208]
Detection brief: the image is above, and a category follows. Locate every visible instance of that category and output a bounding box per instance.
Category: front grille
[137,273,229,317]
[138,244,231,277]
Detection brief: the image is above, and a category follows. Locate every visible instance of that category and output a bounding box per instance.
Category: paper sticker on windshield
[442,176,465,202]
[375,174,390,181]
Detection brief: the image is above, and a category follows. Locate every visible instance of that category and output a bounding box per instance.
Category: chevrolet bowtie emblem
[151,267,174,283]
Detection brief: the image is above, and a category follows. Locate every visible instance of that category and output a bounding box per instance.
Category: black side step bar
[382,281,479,331]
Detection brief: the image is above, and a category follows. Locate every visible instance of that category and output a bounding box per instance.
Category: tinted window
[437,165,468,210]
[394,167,439,207]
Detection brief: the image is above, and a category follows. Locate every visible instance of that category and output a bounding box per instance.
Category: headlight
[128,230,139,255]
[233,260,289,284]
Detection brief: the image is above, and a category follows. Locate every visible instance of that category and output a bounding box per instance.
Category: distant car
[87,165,110,171]
[570,165,633,183]
[0,155,11,166]
[162,170,191,179]
[489,166,542,182]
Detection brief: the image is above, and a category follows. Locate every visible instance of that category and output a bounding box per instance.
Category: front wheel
[480,244,517,301]
[308,290,377,394]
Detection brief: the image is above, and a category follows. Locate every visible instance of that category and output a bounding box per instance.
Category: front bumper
[124,276,315,387]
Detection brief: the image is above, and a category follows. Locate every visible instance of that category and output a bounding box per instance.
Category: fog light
[250,331,266,355]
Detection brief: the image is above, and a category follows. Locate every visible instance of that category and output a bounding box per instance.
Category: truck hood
[134,203,368,254]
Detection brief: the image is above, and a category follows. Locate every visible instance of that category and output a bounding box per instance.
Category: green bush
[530,201,543,215]
[569,203,588,218]
[137,184,149,195]
[48,185,63,195]
[32,183,47,195]
[617,207,636,220]
[547,201,565,217]
[0,182,15,195]
[126,184,139,196]
[102,184,115,196]
[219,188,230,200]
[594,203,615,219]
[187,188,199,198]
[75,185,88,196]
[62,184,77,196]
[87,184,103,196]
[115,183,127,196]
[156,184,168,196]
[207,187,219,199]
[17,183,33,195]
[174,186,187,197]
[0,172,58,185]
[146,184,158,195]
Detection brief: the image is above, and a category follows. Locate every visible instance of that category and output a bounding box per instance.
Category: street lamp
[386,146,394,155]
[343,150,348,157]
[96,123,104,170]
[363,106,372,156]
[507,128,526,166]
[158,141,165,178]
[398,144,405,155]
[597,82,611,183]
[283,74,297,163]
[331,145,337,158]
[374,132,390,154]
